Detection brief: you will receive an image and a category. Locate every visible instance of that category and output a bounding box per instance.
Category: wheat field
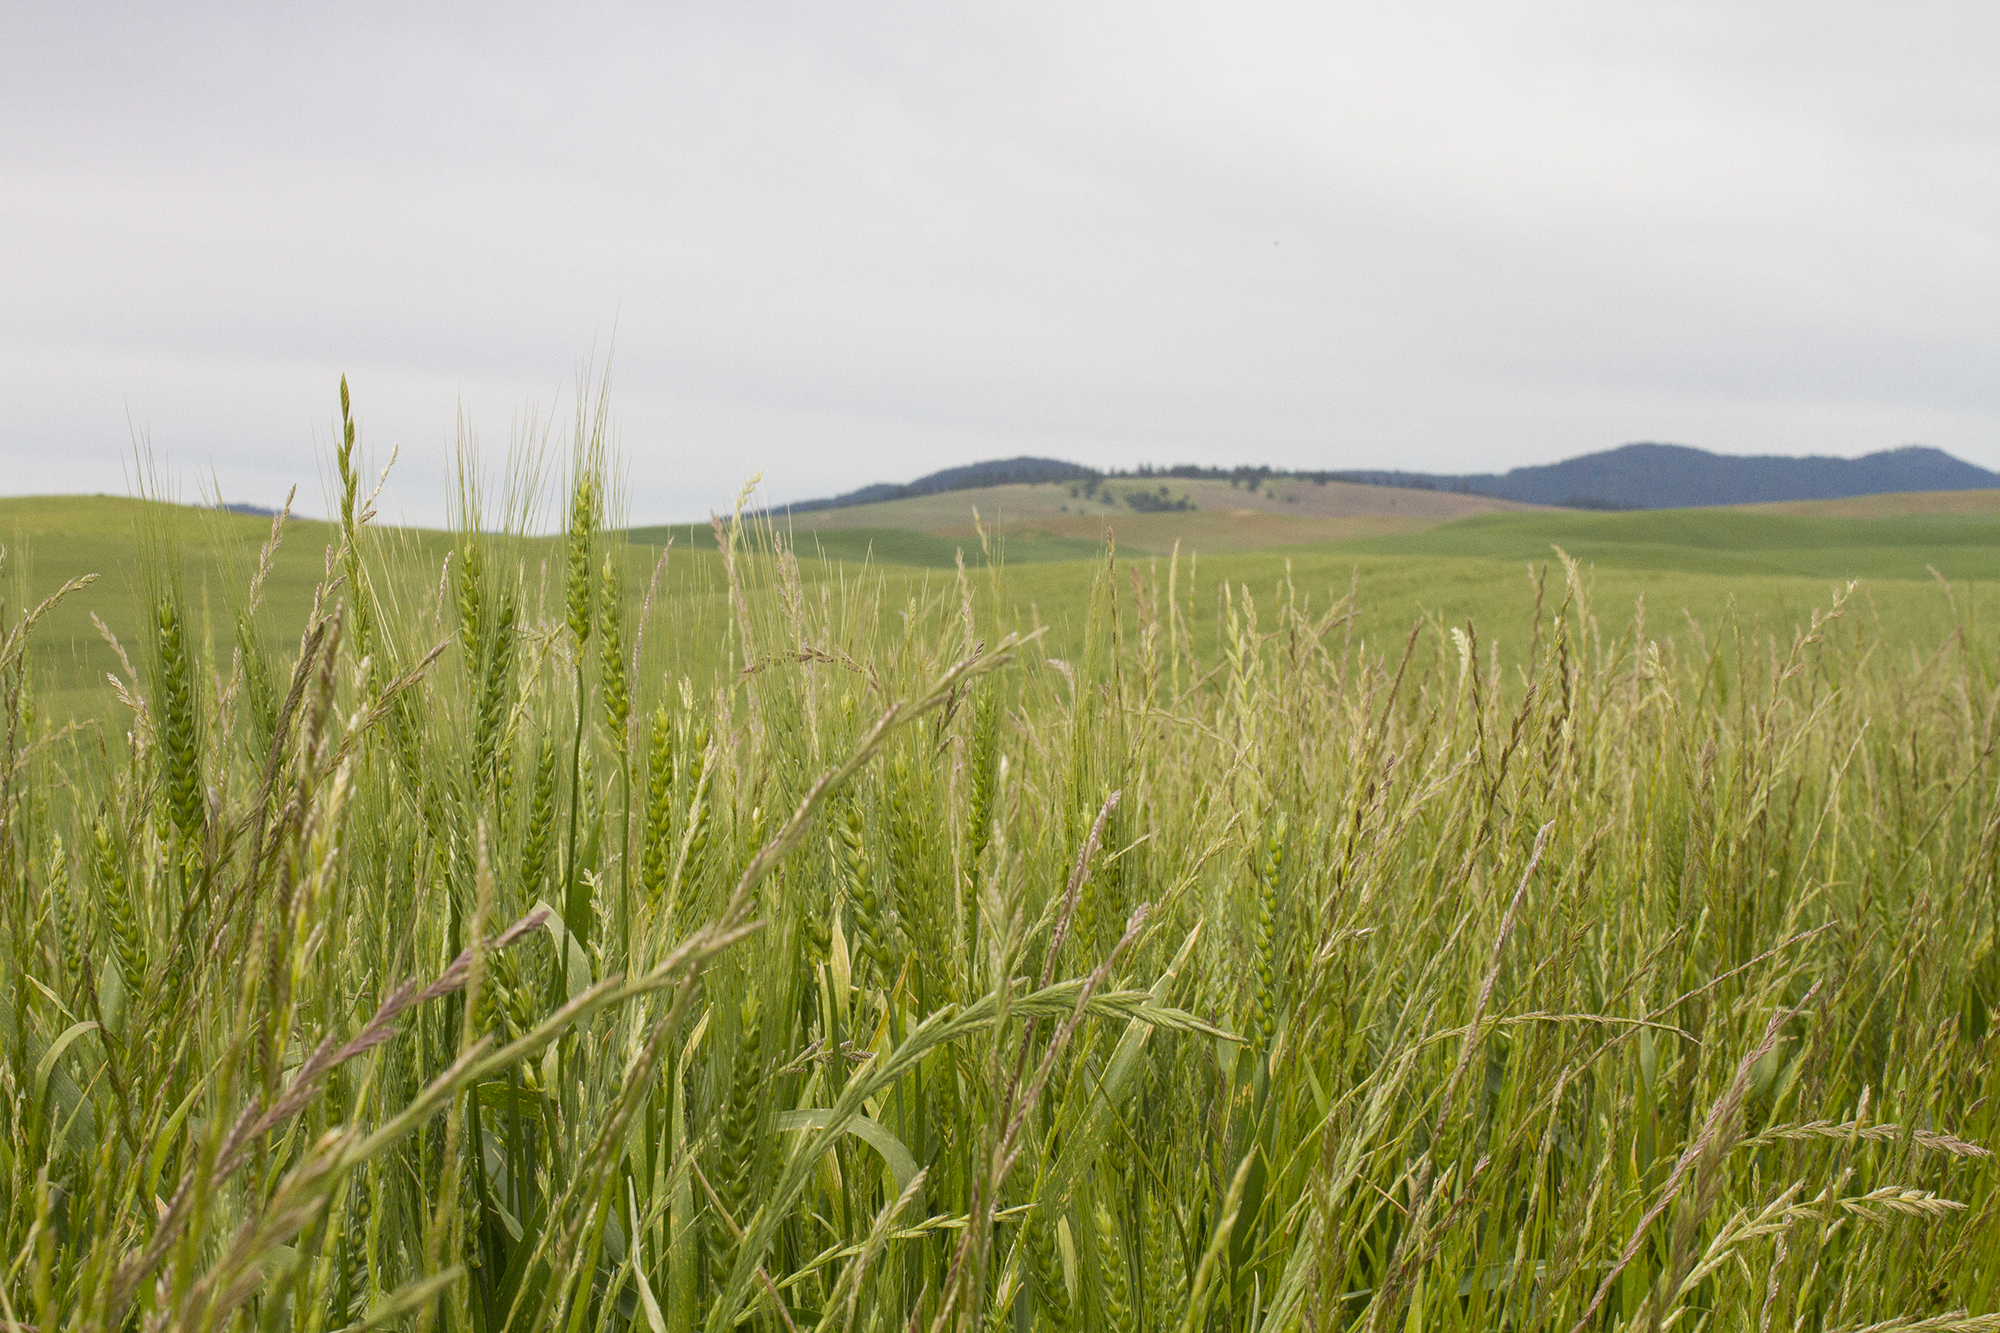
[6,387,2000,1332]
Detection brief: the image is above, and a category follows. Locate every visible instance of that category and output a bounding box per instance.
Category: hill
[780,443,2000,517]
[11,492,1993,730]
[1330,506,2000,583]
[1739,488,2000,518]
[639,476,1542,560]
[777,456,1097,514]
[1336,442,2000,509]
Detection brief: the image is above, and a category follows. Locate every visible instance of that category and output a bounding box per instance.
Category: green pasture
[1338,507,2000,581]
[625,521,1107,569]
[9,496,1997,726]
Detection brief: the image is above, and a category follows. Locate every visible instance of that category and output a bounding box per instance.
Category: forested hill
[777,443,1999,515]
[778,457,1097,514]
[1336,443,2000,509]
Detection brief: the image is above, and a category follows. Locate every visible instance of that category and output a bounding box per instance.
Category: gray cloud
[4,1,1995,524]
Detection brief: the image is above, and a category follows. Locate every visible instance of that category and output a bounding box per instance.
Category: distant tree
[1124,489,1194,513]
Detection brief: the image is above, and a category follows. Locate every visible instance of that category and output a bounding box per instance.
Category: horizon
[8,436,1991,530]
[6,4,1996,526]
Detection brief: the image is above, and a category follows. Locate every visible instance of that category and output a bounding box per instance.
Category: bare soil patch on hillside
[780,478,1539,549]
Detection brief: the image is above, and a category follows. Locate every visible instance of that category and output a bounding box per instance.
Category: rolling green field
[625,521,1111,569]
[10,491,1996,724]
[1339,507,2000,581]
[7,457,2000,1329]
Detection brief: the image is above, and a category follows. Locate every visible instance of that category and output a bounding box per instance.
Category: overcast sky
[5,2,1996,525]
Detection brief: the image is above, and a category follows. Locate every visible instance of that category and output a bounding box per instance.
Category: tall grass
[6,389,2000,1331]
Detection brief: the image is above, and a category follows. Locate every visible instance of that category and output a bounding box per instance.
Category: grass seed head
[598,554,629,738]
[565,471,597,647]
[151,592,205,849]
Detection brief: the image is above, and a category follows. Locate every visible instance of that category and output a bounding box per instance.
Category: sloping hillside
[780,456,1096,513]
[1738,489,2000,518]
[766,476,1539,555]
[1330,505,2000,582]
